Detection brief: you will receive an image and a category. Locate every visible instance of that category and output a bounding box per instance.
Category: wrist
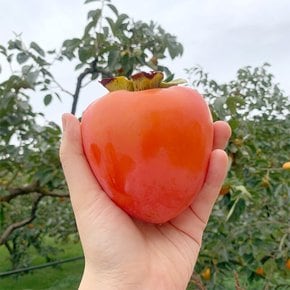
[79,266,141,290]
[79,265,188,290]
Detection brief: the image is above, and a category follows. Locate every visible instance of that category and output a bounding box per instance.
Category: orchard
[0,1,289,289]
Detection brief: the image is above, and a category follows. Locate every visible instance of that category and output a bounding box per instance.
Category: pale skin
[59,113,231,290]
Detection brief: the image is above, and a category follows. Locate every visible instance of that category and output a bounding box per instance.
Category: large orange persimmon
[81,72,213,223]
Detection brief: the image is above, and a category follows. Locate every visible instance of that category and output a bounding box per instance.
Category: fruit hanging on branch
[282,161,290,170]
[81,71,214,223]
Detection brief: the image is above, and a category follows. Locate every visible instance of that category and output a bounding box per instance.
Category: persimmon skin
[81,86,214,223]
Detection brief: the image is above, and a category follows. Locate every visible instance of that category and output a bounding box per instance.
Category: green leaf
[87,9,96,19]
[44,94,52,106]
[226,95,245,114]
[157,66,172,78]
[75,63,85,70]
[116,14,129,29]
[38,169,54,186]
[91,72,99,80]
[228,118,240,130]
[87,9,102,23]
[7,54,13,63]
[35,56,49,66]
[107,4,118,16]
[165,36,183,59]
[213,96,226,116]
[30,41,45,57]
[84,0,98,3]
[107,49,119,69]
[62,38,81,48]
[18,100,31,111]
[22,65,33,74]
[16,52,29,64]
[78,46,95,62]
[54,92,61,101]
[47,49,56,54]
[102,26,109,38]
[8,39,23,50]
[164,74,174,82]
[62,38,81,60]
[0,44,7,55]
[84,21,96,36]
[226,198,246,222]
[25,70,39,86]
[263,258,277,275]
[106,17,115,34]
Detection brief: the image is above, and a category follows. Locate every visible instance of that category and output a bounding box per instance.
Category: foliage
[0,77,74,267]
[0,0,183,269]
[186,64,290,289]
[60,0,183,114]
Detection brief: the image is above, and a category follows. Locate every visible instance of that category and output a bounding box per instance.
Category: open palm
[60,113,231,290]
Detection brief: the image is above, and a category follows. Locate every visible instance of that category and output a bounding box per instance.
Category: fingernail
[62,114,67,131]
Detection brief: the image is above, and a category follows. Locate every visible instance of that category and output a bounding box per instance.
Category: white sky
[1,0,289,121]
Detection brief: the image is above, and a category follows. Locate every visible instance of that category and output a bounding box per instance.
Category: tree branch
[70,58,104,115]
[0,183,69,203]
[190,273,206,290]
[4,241,13,255]
[50,74,74,97]
[234,271,245,290]
[70,68,92,115]
[0,183,38,203]
[0,195,43,245]
[0,185,69,246]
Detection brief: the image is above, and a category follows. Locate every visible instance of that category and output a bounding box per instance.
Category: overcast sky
[1,0,289,120]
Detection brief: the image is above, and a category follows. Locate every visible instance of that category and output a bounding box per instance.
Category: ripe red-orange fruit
[81,86,213,223]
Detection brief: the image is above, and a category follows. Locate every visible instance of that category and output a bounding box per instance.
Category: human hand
[59,113,231,290]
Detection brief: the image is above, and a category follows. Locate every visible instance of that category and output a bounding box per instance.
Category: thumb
[59,113,106,213]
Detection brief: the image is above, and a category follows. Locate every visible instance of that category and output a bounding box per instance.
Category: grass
[0,238,84,290]
[0,260,84,290]
[0,239,277,290]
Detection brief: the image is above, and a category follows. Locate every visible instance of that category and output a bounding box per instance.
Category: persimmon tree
[0,0,183,268]
[187,64,290,289]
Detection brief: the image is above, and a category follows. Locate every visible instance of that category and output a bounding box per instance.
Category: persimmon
[201,267,211,280]
[81,71,214,223]
[286,258,290,270]
[219,184,231,196]
[282,161,290,170]
[255,267,265,276]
